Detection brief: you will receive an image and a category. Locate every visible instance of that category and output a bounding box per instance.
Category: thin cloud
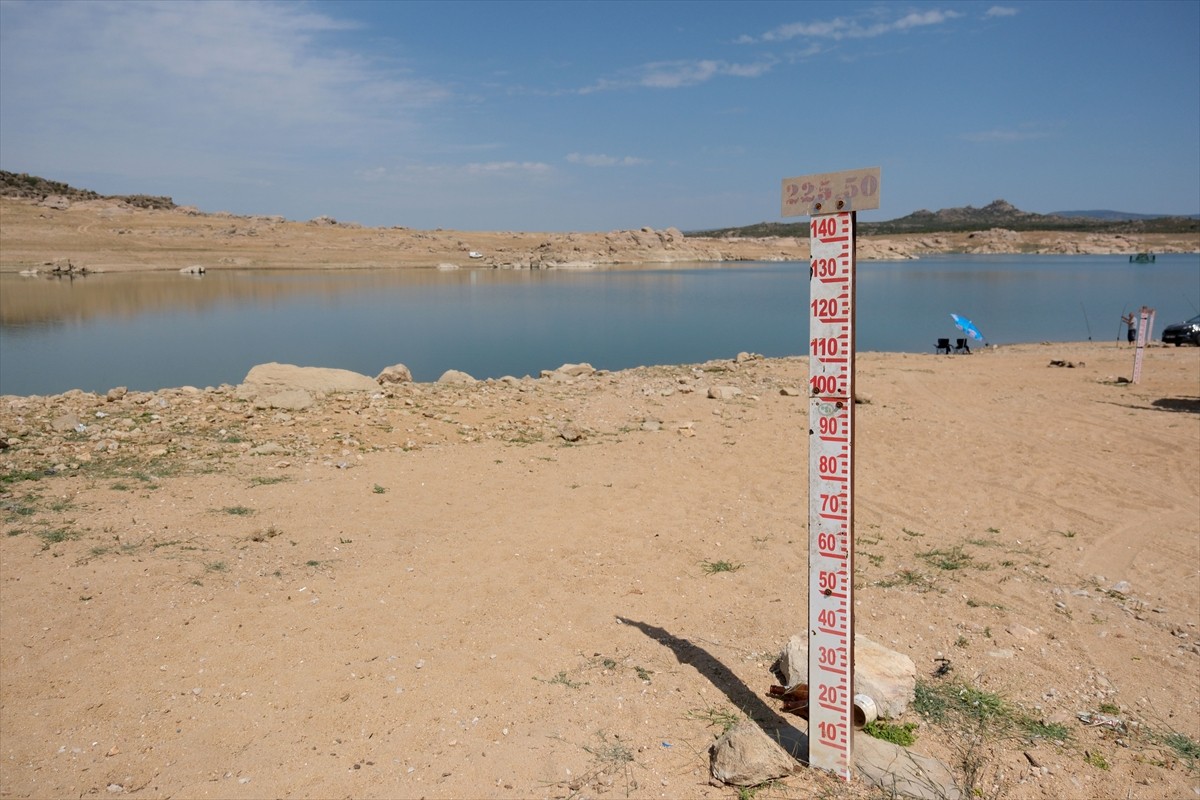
[959,128,1050,143]
[376,162,553,179]
[744,9,962,44]
[0,1,448,180]
[580,57,776,92]
[463,161,552,175]
[566,153,650,167]
[985,7,1019,18]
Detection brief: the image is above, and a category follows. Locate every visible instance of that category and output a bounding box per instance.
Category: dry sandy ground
[1,341,1198,800]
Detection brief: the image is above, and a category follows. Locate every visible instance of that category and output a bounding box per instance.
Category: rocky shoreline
[2,196,1197,274]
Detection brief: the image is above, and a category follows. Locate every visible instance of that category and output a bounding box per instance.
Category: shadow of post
[1151,396,1200,413]
[618,617,808,761]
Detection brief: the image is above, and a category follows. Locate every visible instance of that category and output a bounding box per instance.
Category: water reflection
[1,254,1197,396]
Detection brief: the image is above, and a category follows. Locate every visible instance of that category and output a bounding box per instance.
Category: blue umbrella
[951,313,985,343]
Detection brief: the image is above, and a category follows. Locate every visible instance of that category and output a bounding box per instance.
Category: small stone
[51,413,82,433]
[709,721,794,787]
[1007,624,1037,641]
[708,386,742,401]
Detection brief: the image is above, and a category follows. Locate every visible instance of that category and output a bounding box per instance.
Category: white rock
[777,633,916,718]
[438,370,476,385]
[237,363,379,399]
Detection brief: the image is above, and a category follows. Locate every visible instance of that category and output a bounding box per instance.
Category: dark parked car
[1162,314,1200,346]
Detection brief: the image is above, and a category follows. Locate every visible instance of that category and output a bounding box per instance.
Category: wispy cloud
[579,57,776,93]
[566,153,650,167]
[358,162,553,182]
[743,9,962,44]
[0,1,447,180]
[985,7,1019,18]
[959,127,1051,143]
[462,161,553,175]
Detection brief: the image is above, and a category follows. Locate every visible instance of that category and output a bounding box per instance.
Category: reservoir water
[1,253,1197,396]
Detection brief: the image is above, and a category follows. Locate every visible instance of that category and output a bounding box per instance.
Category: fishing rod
[1081,302,1092,341]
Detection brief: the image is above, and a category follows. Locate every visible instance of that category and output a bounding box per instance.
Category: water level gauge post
[781,166,879,780]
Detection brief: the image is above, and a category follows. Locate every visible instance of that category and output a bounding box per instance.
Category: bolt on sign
[781,166,879,780]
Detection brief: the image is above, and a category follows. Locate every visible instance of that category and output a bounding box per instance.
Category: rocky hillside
[697,199,1200,238]
[0,170,175,211]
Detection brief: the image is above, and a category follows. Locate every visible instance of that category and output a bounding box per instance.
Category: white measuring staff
[1131,305,1155,384]
[781,167,880,780]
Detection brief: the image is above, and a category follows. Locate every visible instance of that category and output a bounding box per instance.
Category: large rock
[376,364,413,384]
[776,634,916,718]
[437,369,476,385]
[541,363,596,382]
[554,362,595,377]
[259,389,313,411]
[855,733,962,800]
[709,721,795,787]
[236,363,379,401]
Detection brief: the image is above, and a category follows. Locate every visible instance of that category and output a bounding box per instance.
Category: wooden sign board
[782,167,881,217]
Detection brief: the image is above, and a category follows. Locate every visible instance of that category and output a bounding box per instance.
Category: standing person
[1122,312,1136,344]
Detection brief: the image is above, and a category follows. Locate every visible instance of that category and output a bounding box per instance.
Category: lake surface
[2,254,1198,396]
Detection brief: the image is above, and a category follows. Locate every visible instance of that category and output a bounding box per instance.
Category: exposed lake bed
[2,196,1198,800]
[1,342,1197,799]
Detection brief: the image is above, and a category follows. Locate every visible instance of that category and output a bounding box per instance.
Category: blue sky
[1,1,1197,231]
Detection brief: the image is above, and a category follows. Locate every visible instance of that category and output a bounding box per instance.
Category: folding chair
[954,338,971,354]
[935,338,952,354]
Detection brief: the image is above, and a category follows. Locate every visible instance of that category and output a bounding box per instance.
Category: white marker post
[781,167,880,780]
[1131,305,1156,383]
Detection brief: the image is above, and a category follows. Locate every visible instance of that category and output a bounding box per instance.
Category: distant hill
[0,170,175,210]
[3,171,1197,236]
[1051,209,1200,222]
[693,199,1200,238]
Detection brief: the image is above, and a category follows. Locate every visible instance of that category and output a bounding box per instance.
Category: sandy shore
[2,341,1198,799]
